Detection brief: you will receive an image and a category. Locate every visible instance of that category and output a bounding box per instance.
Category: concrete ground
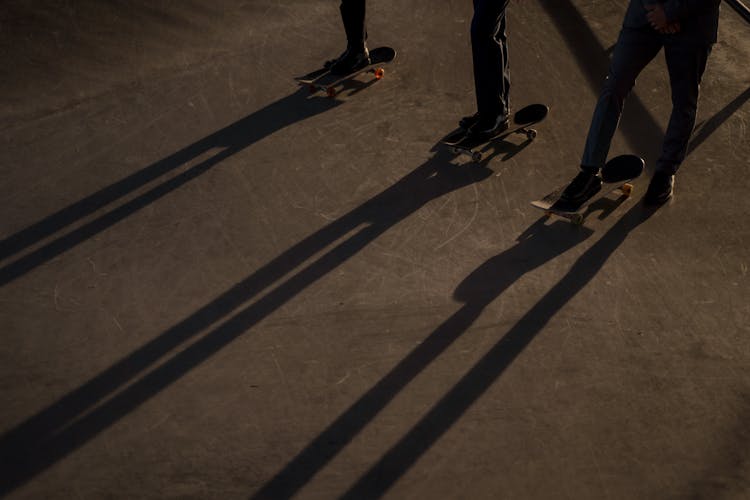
[1,1,749,498]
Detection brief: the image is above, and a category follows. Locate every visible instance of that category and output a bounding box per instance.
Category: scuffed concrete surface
[1,1,749,498]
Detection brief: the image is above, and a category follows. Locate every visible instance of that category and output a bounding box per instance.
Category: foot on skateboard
[531,154,645,225]
[441,104,548,163]
[296,46,396,98]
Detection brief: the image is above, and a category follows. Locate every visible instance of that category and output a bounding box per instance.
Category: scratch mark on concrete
[147,413,172,431]
[112,315,124,334]
[336,372,351,385]
[53,284,68,312]
[434,184,480,250]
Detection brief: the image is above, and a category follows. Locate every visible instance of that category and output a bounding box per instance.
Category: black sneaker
[644,172,674,205]
[558,169,603,210]
[324,49,347,69]
[329,46,370,75]
[468,113,510,140]
[459,112,480,130]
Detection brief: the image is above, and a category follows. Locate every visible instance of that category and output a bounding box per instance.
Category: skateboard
[531,154,645,225]
[440,104,549,163]
[295,46,396,98]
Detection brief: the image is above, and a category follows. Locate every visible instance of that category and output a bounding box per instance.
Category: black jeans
[471,0,511,118]
[340,0,367,49]
[581,27,712,175]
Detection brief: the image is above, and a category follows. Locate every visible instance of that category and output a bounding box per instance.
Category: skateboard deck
[295,46,396,97]
[440,104,549,163]
[531,154,645,225]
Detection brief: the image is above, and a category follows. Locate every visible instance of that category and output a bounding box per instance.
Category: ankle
[580,165,599,175]
[347,43,367,54]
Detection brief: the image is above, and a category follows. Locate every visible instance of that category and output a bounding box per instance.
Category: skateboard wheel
[374,68,385,80]
[622,183,633,196]
[472,152,483,163]
[326,87,336,98]
[451,147,460,155]
[571,214,584,225]
[526,129,537,140]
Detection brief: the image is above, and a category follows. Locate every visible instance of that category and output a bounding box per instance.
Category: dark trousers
[340,0,367,49]
[581,27,712,175]
[471,0,511,117]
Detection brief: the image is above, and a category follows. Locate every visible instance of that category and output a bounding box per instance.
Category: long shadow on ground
[688,86,750,155]
[251,216,595,499]
[0,141,521,494]
[339,202,657,499]
[3,0,741,496]
[0,88,339,284]
[253,1,681,496]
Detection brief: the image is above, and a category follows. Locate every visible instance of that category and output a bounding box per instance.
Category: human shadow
[0,88,340,284]
[724,0,750,24]
[688,86,750,156]
[0,141,528,494]
[339,202,658,500]
[250,217,594,499]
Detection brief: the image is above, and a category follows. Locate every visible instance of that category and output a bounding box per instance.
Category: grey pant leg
[657,42,712,175]
[580,28,661,170]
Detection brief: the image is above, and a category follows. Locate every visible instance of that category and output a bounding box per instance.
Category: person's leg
[657,41,711,175]
[645,41,712,203]
[340,0,367,50]
[580,28,662,171]
[466,0,511,133]
[560,27,661,207]
[329,0,370,74]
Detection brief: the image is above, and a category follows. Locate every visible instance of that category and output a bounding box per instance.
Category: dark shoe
[468,112,510,140]
[644,172,674,205]
[558,169,603,210]
[329,46,370,75]
[324,50,347,69]
[459,112,480,130]
[323,45,352,70]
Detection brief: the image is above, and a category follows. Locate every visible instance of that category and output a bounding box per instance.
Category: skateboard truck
[449,127,538,163]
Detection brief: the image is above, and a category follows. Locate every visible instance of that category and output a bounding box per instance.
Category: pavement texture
[1,1,749,499]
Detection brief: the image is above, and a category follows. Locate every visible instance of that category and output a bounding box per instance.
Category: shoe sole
[556,183,602,212]
[644,184,674,206]
[644,192,673,206]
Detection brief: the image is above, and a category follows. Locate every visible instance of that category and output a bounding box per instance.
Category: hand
[658,21,681,34]
[645,4,670,31]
